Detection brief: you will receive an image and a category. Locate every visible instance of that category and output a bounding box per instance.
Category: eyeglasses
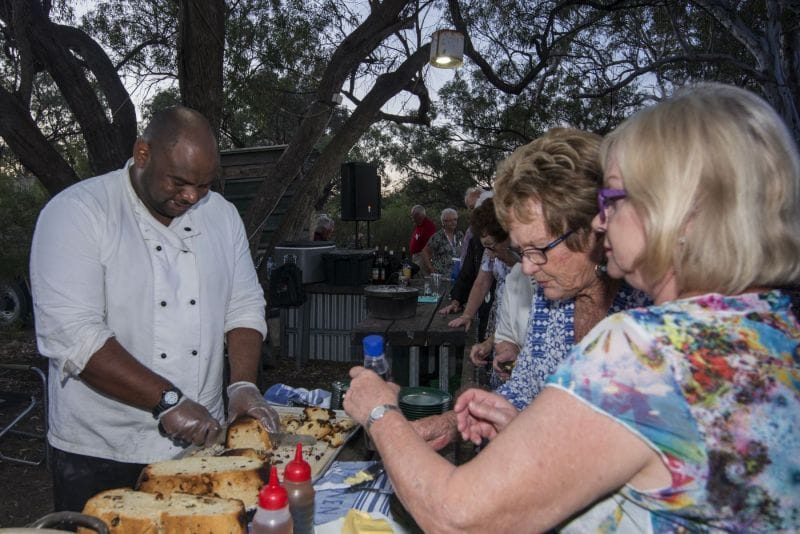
[481,240,506,252]
[508,229,574,265]
[597,188,627,223]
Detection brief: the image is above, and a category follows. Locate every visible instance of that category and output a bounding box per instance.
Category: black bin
[323,249,374,286]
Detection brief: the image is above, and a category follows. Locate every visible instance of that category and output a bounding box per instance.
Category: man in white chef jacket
[30,106,279,512]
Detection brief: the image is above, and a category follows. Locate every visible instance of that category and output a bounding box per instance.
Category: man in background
[408,205,437,273]
[313,213,335,241]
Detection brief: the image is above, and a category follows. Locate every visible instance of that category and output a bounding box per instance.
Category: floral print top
[496,281,650,409]
[548,291,800,532]
[427,229,463,275]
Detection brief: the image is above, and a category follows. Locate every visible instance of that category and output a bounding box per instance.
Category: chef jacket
[30,160,267,463]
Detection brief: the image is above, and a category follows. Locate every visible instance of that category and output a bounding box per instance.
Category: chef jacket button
[190,299,196,305]
[191,350,198,356]
[160,353,167,359]
[160,301,167,307]
[155,245,162,251]
[184,227,191,231]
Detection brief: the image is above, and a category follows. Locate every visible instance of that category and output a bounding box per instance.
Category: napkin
[417,295,439,303]
[314,461,393,525]
[264,383,331,407]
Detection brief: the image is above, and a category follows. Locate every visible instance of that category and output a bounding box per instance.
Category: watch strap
[366,403,400,433]
[151,387,183,419]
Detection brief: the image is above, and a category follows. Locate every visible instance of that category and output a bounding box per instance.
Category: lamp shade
[430,29,464,69]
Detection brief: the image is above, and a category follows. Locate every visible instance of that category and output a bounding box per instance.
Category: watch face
[164,390,179,405]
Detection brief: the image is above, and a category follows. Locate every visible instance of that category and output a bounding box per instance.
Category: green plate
[399,387,451,408]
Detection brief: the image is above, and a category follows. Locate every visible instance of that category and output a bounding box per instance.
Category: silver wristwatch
[366,404,400,432]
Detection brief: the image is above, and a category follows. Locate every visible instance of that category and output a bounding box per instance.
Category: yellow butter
[342,509,393,533]
[344,470,374,485]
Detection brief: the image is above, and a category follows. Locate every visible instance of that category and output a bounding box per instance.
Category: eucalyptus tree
[446,0,799,141]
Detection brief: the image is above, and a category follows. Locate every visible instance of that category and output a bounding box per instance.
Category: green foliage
[0,171,48,279]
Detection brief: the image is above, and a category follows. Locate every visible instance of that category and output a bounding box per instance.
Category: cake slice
[225,416,273,450]
[79,488,246,534]
[136,455,268,509]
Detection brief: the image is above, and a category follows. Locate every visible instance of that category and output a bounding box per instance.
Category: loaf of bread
[225,416,273,450]
[136,456,268,509]
[79,488,246,534]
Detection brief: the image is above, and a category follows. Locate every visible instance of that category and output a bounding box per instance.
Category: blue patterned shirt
[496,282,650,409]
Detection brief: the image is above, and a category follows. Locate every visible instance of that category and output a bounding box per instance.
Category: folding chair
[0,362,48,466]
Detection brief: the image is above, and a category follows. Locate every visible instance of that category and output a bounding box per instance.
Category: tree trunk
[0,86,78,194]
[242,0,415,254]
[176,0,226,139]
[270,46,432,246]
[0,0,137,194]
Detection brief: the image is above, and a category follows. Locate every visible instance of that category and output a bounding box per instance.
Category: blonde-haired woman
[343,84,800,532]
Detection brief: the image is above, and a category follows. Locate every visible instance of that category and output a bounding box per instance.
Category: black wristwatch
[151,386,183,419]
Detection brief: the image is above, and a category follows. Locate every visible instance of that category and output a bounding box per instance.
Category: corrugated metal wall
[282,292,367,362]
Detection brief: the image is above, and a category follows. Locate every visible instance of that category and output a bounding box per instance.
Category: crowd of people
[344,83,800,531]
[28,81,800,531]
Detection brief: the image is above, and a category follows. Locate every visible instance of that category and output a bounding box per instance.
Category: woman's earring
[595,264,607,277]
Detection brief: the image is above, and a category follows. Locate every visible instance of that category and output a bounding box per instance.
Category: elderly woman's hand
[410,413,459,451]
[491,341,520,380]
[438,300,462,315]
[343,366,401,426]
[448,314,473,331]
[468,339,493,367]
[454,388,518,445]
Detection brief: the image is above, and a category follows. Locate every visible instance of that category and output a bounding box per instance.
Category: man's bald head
[142,106,217,155]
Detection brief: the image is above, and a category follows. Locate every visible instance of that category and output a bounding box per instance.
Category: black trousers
[50,446,146,512]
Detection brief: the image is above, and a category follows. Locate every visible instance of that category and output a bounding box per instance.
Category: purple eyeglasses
[597,188,627,223]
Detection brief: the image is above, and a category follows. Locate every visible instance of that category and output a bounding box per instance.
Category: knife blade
[170,422,227,459]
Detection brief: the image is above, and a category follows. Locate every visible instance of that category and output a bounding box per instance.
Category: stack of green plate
[330,379,350,410]
[398,386,452,421]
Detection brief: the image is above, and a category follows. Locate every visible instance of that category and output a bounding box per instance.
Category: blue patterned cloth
[495,282,650,409]
[314,461,393,525]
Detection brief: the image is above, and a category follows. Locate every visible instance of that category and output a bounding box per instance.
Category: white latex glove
[226,381,281,432]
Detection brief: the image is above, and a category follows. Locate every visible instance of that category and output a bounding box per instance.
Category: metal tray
[270,406,361,483]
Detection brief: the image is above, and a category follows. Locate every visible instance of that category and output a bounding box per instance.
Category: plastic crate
[322,250,374,286]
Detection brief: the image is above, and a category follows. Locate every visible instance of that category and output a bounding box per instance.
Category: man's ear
[132,139,150,167]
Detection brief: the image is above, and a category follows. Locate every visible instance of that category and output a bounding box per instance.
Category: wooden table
[350,282,466,393]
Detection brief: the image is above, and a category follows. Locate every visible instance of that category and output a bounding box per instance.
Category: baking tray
[270,406,361,483]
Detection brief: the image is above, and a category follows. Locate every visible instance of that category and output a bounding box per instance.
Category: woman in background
[421,208,463,276]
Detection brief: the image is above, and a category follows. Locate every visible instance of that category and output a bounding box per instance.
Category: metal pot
[364,285,419,319]
[0,511,109,534]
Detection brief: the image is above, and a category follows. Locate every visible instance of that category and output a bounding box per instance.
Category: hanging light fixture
[429,29,464,69]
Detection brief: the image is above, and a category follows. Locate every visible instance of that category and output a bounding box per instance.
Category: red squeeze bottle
[283,443,315,534]
[251,466,293,534]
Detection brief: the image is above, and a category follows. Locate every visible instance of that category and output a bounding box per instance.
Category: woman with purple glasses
[343,84,800,531]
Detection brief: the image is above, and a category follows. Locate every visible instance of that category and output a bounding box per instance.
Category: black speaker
[341,162,380,221]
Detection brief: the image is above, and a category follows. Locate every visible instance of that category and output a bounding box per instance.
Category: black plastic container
[364,285,419,319]
[322,249,373,286]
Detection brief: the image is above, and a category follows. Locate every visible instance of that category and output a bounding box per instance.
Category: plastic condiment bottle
[252,466,293,534]
[283,443,315,534]
[363,334,391,380]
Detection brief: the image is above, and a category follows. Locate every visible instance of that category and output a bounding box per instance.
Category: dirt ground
[0,327,355,528]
